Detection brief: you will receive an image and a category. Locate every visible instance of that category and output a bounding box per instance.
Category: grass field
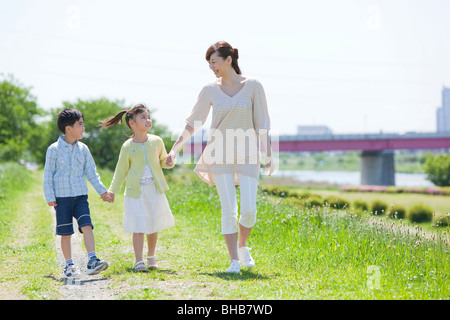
[275,184,450,233]
[0,163,60,299]
[1,164,449,300]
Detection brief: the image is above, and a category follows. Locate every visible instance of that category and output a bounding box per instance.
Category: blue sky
[1,0,449,135]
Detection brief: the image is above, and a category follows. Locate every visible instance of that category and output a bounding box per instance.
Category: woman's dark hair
[57,108,84,134]
[206,41,241,75]
[100,103,149,133]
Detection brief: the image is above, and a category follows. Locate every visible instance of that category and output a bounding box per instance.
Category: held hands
[47,192,115,207]
[100,191,115,203]
[165,150,176,167]
[265,156,274,176]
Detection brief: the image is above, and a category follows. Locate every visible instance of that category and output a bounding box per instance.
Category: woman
[165,41,273,273]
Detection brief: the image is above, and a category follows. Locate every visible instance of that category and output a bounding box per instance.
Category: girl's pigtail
[100,110,127,130]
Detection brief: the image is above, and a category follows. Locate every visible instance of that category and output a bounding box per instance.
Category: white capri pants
[213,173,258,234]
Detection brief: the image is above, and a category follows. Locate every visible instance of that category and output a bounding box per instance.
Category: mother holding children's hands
[43,41,273,277]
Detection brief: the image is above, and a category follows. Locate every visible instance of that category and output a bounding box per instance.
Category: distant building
[297,125,333,135]
[437,86,450,133]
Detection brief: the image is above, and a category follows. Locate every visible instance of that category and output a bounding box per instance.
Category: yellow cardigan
[109,134,174,198]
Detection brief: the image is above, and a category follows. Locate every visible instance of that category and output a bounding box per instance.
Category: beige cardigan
[185,77,271,185]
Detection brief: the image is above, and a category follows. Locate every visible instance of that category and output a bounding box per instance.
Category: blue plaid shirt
[43,136,107,203]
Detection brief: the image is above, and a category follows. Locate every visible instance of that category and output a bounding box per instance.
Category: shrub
[340,185,450,196]
[304,195,323,208]
[298,191,312,199]
[353,200,368,212]
[288,191,301,198]
[278,189,289,197]
[371,200,388,215]
[325,196,350,210]
[262,186,282,197]
[433,214,450,227]
[386,204,407,220]
[408,204,433,223]
[261,186,313,199]
[269,187,282,197]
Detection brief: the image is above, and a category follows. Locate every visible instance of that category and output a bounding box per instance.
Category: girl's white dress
[123,143,174,234]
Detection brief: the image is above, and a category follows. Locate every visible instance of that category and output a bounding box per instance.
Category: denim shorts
[55,195,94,235]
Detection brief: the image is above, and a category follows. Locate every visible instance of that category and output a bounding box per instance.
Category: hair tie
[232,48,239,60]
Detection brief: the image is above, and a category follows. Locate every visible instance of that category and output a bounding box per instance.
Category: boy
[43,108,112,279]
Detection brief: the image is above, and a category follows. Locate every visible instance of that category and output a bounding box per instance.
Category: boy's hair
[57,108,84,134]
[100,103,149,131]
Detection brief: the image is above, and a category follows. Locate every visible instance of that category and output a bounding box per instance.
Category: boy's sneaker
[238,247,255,268]
[64,263,81,279]
[86,257,109,275]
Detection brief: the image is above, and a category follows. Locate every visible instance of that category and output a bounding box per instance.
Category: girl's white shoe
[238,247,255,268]
[147,256,158,269]
[226,260,241,274]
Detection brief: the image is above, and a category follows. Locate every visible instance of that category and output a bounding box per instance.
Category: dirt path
[52,209,116,300]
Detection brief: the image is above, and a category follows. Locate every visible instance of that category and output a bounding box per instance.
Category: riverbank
[271,169,434,187]
[278,151,431,174]
[260,174,450,233]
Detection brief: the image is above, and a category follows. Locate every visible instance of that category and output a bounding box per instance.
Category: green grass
[0,163,60,299]
[95,170,450,299]
[293,188,450,233]
[1,165,449,299]
[311,189,450,214]
[253,199,450,299]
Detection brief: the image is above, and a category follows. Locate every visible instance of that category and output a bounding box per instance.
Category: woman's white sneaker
[238,247,255,268]
[226,260,241,274]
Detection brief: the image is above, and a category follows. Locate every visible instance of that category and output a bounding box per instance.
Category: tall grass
[0,163,60,299]
[165,175,450,299]
[251,190,450,299]
[0,163,31,242]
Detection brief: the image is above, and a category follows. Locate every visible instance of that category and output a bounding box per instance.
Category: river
[273,170,434,187]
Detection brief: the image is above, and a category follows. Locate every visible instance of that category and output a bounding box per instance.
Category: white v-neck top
[185,77,271,185]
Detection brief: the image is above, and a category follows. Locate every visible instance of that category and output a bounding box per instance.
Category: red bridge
[275,132,450,152]
[184,132,450,186]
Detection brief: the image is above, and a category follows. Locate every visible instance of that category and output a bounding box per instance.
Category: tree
[423,154,450,187]
[0,74,42,162]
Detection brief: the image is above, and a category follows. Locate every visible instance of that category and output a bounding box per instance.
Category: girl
[165,41,274,274]
[101,104,175,272]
